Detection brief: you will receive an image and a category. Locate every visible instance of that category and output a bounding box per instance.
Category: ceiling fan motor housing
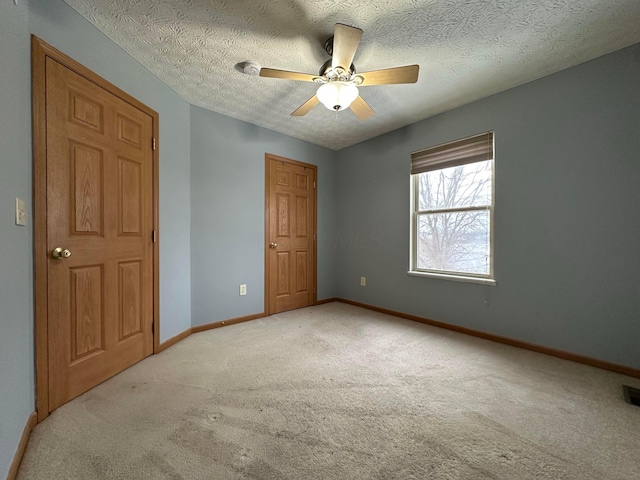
[319,59,356,80]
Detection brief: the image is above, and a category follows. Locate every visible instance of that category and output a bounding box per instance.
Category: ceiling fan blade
[357,65,420,86]
[332,23,363,71]
[291,95,320,116]
[350,95,375,121]
[259,68,318,83]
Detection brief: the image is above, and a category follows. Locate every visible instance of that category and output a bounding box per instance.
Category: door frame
[32,36,160,422]
[264,153,318,315]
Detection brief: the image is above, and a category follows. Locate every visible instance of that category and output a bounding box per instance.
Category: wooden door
[266,155,317,314]
[45,56,154,410]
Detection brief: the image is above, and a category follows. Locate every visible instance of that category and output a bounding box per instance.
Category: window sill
[407,270,496,286]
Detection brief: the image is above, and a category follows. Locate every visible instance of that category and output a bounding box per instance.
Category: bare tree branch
[416,161,492,274]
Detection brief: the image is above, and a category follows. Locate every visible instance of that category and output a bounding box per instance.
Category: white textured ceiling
[63,0,640,150]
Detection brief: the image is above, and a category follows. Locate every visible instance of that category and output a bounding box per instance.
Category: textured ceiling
[63,0,640,150]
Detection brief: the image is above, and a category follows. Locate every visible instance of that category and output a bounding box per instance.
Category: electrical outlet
[239,284,247,296]
[15,198,27,226]
[360,276,366,287]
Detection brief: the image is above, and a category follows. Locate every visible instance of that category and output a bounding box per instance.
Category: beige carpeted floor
[18,302,640,479]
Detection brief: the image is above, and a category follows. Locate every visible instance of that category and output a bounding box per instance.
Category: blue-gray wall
[28,0,192,343]
[190,106,337,326]
[335,43,640,368]
[0,2,34,478]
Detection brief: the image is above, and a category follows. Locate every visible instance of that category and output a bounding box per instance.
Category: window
[409,132,495,284]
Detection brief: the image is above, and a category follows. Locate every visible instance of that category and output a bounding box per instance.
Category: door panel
[296,196,308,237]
[119,260,143,339]
[71,142,104,234]
[119,157,143,235]
[267,156,316,314]
[46,57,153,410]
[277,252,290,296]
[296,251,308,292]
[69,265,104,362]
[277,194,290,237]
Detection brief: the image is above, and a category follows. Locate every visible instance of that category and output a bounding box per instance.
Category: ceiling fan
[259,23,419,120]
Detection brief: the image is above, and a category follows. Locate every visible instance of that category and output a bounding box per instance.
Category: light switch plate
[15,198,27,226]
[239,284,247,296]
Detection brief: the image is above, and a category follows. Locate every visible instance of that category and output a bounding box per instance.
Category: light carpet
[18,302,640,479]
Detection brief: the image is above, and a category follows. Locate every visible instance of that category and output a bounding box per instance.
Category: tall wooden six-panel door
[45,57,154,410]
[266,156,317,314]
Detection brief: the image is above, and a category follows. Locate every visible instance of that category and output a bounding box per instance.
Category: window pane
[417,210,490,275]
[417,160,492,211]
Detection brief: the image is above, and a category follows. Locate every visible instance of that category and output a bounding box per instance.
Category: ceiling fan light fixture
[317,81,359,112]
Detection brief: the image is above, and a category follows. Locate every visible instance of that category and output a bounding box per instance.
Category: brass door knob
[269,243,278,249]
[52,247,72,259]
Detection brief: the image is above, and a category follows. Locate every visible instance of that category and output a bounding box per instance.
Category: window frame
[408,134,496,286]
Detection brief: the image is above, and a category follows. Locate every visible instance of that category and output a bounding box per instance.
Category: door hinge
[152,138,156,151]
[152,230,157,242]
[313,181,316,188]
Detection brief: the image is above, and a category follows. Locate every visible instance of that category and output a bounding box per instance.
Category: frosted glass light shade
[316,81,359,111]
